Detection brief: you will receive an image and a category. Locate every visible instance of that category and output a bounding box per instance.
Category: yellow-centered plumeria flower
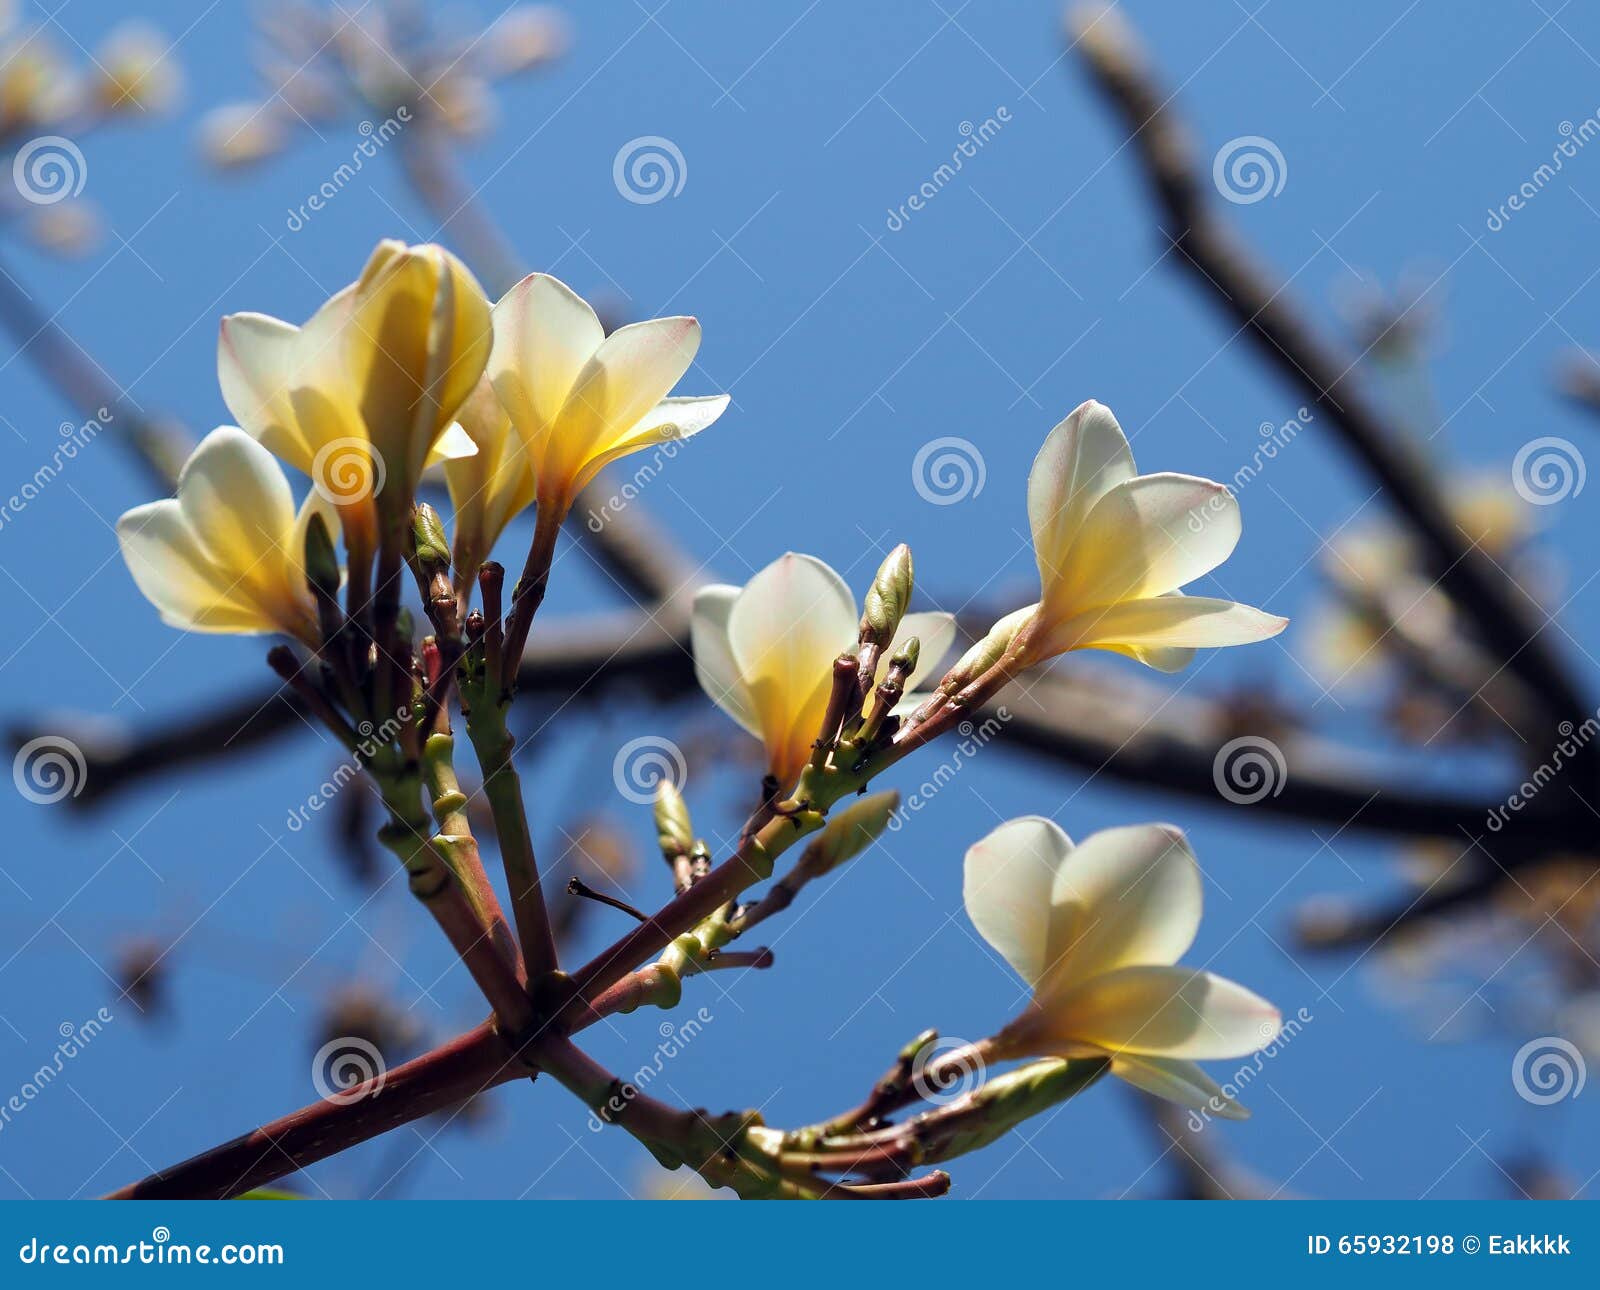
[217,239,491,548]
[1010,400,1287,673]
[486,272,729,520]
[965,815,1280,1118]
[691,553,956,790]
[116,426,335,647]
[444,375,536,589]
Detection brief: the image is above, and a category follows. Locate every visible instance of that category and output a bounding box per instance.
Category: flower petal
[1029,400,1136,596]
[727,552,857,785]
[691,584,761,739]
[1037,965,1281,1060]
[489,272,604,443]
[176,426,296,575]
[963,815,1073,989]
[1051,473,1240,613]
[568,394,730,496]
[117,500,275,633]
[1110,1054,1247,1120]
[561,315,701,455]
[1033,824,1202,1001]
[1041,595,1288,660]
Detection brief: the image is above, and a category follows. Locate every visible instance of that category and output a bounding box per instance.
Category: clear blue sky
[3,0,1598,1199]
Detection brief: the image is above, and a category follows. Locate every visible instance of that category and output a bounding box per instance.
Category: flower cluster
[113,236,1288,1182]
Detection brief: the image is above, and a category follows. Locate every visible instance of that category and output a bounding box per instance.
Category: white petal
[963,815,1073,989]
[1110,1054,1248,1120]
[1041,595,1288,660]
[176,426,296,573]
[562,315,701,446]
[690,584,761,738]
[489,272,604,435]
[620,394,730,441]
[1041,966,1281,1059]
[116,501,266,632]
[217,311,312,469]
[1029,400,1136,591]
[1051,473,1240,611]
[1034,824,1202,1001]
[726,553,857,784]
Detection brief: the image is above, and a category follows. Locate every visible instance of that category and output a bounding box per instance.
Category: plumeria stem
[461,691,559,985]
[500,507,561,693]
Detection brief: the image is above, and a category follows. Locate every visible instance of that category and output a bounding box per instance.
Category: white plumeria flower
[964,815,1280,1119]
[692,553,956,791]
[116,426,335,648]
[1013,400,1286,672]
[486,273,729,518]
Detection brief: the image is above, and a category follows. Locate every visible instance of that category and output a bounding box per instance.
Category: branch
[1072,8,1594,752]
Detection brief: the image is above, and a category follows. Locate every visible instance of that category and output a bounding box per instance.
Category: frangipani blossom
[487,273,729,518]
[218,239,491,545]
[692,553,956,790]
[116,426,334,648]
[964,815,1279,1119]
[444,376,536,590]
[1013,400,1286,673]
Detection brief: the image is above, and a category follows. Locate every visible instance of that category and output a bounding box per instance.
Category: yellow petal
[1029,400,1136,593]
[1038,594,1287,661]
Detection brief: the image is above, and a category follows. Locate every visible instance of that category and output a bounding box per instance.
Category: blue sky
[2,0,1599,1199]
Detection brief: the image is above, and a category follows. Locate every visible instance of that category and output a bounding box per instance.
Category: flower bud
[860,544,914,647]
[888,636,920,677]
[410,503,452,580]
[303,512,341,601]
[801,790,899,878]
[940,605,1036,695]
[654,780,694,857]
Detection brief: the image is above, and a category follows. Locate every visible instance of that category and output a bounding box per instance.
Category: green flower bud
[802,790,899,878]
[654,780,694,856]
[302,512,341,599]
[409,502,451,579]
[861,543,914,646]
[888,635,920,676]
[940,605,1036,694]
